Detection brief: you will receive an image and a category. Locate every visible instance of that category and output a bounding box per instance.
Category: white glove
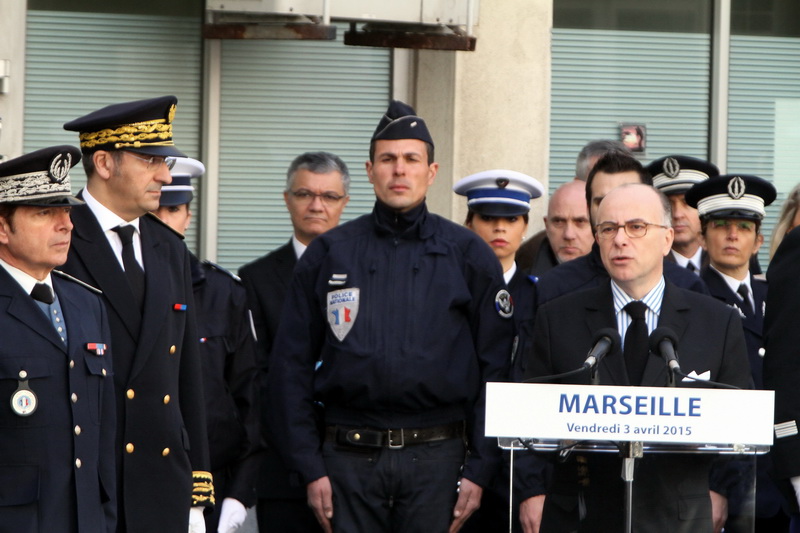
[188,506,206,533]
[217,498,247,533]
[791,476,800,508]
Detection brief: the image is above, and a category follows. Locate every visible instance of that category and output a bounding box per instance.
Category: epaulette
[202,260,242,283]
[52,270,103,294]
[144,211,185,240]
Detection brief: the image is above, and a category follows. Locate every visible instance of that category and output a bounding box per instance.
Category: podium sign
[485,382,774,446]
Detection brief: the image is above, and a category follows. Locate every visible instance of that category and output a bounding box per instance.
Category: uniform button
[74,425,81,435]
[18,370,27,379]
[70,360,75,369]
[75,458,82,468]
[169,345,177,354]
[102,368,107,376]
[163,395,170,404]
[353,433,361,441]
[71,393,78,403]
[126,389,135,399]
[162,448,170,457]
[126,443,134,454]
[759,347,766,357]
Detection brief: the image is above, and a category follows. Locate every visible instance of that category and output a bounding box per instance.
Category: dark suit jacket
[764,226,800,508]
[524,281,751,533]
[62,205,210,533]
[516,230,559,277]
[0,268,116,533]
[239,241,309,500]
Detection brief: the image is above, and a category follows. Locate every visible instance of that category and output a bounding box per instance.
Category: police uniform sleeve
[267,245,329,486]
[220,280,262,506]
[460,241,515,487]
[177,247,214,507]
[764,227,800,480]
[97,293,118,532]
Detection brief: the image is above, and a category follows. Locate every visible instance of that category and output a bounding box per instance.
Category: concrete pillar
[414,0,552,234]
[0,0,27,161]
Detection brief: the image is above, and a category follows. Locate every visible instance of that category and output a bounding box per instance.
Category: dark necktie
[686,262,697,273]
[113,225,145,308]
[30,283,54,304]
[623,301,649,385]
[737,283,753,316]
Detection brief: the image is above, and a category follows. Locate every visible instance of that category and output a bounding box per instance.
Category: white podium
[485,382,774,533]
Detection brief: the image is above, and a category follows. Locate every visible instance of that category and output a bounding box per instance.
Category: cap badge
[496,178,509,189]
[48,153,72,184]
[167,104,177,124]
[410,121,418,128]
[663,157,681,179]
[727,176,746,200]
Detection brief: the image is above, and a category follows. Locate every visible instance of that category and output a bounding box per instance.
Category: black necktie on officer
[30,283,54,304]
[113,225,145,308]
[737,283,753,316]
[624,300,649,385]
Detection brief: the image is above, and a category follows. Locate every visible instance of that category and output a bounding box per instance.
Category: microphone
[583,328,620,370]
[649,327,681,373]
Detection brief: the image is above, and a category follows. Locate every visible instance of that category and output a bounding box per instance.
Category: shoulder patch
[52,270,103,294]
[202,260,242,283]
[144,212,185,240]
[495,288,514,318]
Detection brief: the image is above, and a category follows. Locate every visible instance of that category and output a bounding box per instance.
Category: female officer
[454,169,544,533]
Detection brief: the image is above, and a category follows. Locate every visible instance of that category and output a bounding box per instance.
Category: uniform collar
[373,199,429,238]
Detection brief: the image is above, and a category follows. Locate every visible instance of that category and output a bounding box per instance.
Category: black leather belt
[325,421,465,449]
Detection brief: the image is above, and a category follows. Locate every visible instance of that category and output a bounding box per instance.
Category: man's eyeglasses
[289,190,347,206]
[595,220,668,240]
[709,219,756,232]
[125,151,177,171]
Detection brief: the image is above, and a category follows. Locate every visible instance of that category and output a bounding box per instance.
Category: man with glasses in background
[62,96,212,533]
[240,151,350,533]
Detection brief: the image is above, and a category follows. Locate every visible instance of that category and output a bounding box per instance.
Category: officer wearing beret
[0,146,116,532]
[268,101,514,532]
[61,96,213,533]
[153,158,261,533]
[686,174,789,531]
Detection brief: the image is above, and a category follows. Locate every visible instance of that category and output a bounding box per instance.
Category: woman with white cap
[454,169,545,533]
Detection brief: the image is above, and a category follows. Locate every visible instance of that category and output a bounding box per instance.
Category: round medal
[11,387,38,416]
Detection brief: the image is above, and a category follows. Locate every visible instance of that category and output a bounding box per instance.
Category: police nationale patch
[495,289,514,318]
[327,288,359,341]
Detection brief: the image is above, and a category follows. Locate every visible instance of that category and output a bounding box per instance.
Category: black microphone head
[649,326,679,354]
[592,327,621,352]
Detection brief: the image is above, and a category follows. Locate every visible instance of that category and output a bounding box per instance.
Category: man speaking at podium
[520,184,751,533]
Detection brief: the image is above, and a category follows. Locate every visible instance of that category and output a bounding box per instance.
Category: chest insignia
[327,288,359,341]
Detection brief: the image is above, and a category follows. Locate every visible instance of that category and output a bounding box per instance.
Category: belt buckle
[387,428,404,449]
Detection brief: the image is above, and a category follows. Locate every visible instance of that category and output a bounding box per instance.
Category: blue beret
[372,100,434,147]
[64,95,185,157]
[0,145,83,206]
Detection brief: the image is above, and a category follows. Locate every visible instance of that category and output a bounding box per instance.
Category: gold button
[126,443,134,454]
[162,448,170,457]
[102,368,107,376]
[163,395,171,404]
[169,345,177,354]
[126,389,135,399]
[74,425,81,435]
[353,433,361,441]
[75,458,82,468]
[18,370,27,379]
[70,360,75,369]
[71,393,78,403]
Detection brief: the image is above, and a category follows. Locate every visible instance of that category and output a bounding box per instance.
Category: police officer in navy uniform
[268,101,515,533]
[61,96,213,533]
[0,145,116,532]
[153,158,261,533]
[454,170,546,532]
[686,174,790,531]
